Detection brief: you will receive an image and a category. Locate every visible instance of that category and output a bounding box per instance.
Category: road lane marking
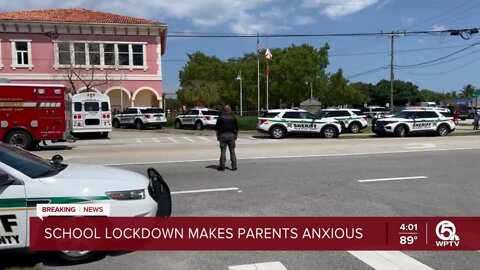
[101,147,480,166]
[349,251,433,270]
[182,136,196,142]
[357,176,428,183]
[404,143,436,149]
[171,187,239,195]
[135,138,143,144]
[229,261,287,270]
[167,137,178,143]
[152,138,161,143]
[198,136,211,142]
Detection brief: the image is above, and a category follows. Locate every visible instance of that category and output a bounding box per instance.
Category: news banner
[27,204,480,251]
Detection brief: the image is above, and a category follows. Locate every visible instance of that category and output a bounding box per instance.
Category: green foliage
[461,84,476,98]
[175,44,478,109]
[236,116,258,130]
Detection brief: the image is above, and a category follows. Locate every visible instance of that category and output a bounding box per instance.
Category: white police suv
[257,108,343,139]
[112,107,167,129]
[315,108,368,133]
[174,107,220,130]
[372,107,455,137]
[0,143,171,263]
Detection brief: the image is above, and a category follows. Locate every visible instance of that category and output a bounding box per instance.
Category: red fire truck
[0,83,74,149]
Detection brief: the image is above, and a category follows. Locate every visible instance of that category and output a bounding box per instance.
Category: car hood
[41,163,149,190]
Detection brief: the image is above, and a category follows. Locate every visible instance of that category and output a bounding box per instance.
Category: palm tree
[461,84,475,98]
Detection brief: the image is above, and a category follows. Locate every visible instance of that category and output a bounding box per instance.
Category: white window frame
[11,39,33,69]
[53,40,148,71]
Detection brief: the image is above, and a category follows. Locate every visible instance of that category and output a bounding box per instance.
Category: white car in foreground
[0,143,171,263]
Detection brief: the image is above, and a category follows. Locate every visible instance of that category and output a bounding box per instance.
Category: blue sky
[2,0,480,94]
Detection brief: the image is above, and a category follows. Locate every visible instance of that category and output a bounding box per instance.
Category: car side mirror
[51,154,63,164]
[147,168,172,217]
[0,171,14,186]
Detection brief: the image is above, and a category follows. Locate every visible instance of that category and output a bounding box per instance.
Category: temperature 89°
[400,235,418,245]
[400,224,418,231]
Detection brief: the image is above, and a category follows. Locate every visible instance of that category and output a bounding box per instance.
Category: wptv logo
[435,220,460,247]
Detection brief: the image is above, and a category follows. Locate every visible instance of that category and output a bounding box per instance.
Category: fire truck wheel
[5,130,32,150]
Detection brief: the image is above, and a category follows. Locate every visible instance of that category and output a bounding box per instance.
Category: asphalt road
[7,130,480,270]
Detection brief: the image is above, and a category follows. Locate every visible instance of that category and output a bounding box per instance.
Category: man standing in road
[216,105,239,171]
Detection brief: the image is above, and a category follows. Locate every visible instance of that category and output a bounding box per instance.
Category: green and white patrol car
[0,143,171,263]
[174,107,220,130]
[314,108,368,133]
[112,107,167,129]
[257,108,343,139]
[372,107,455,137]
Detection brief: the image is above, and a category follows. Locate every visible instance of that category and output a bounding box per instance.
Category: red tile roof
[0,8,161,25]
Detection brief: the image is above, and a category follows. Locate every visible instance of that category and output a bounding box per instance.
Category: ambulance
[0,83,74,149]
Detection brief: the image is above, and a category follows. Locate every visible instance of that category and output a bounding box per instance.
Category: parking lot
[11,129,477,269]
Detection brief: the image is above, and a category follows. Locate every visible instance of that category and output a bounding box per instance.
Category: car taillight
[259,119,268,125]
[145,115,151,119]
[205,116,211,120]
[102,114,107,119]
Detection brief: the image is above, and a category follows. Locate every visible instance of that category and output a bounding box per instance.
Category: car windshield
[0,144,61,178]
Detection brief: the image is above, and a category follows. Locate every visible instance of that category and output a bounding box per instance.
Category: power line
[394,41,480,68]
[167,29,479,38]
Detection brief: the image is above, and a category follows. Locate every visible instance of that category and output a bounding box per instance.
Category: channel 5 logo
[435,220,460,247]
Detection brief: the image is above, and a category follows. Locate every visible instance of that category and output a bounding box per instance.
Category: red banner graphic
[29,217,480,251]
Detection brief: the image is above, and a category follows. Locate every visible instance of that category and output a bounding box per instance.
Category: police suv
[0,143,171,263]
[315,108,368,133]
[112,107,167,129]
[174,107,220,130]
[257,108,343,139]
[372,107,455,137]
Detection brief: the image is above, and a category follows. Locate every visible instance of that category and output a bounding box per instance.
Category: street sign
[474,90,480,97]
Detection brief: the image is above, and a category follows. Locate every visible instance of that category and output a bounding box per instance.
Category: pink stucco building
[0,8,167,110]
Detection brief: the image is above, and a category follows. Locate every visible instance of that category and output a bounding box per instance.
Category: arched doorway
[132,87,161,108]
[105,87,131,112]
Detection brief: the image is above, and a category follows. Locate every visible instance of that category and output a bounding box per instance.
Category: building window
[54,41,147,69]
[132,44,143,66]
[89,43,100,66]
[118,44,129,66]
[11,40,32,69]
[74,43,86,66]
[58,42,71,65]
[104,44,115,66]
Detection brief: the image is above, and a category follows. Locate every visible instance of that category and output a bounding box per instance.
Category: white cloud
[0,0,298,34]
[294,16,316,26]
[401,17,414,27]
[301,0,378,19]
[431,24,447,31]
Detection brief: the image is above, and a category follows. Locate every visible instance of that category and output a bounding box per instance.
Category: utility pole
[390,32,395,113]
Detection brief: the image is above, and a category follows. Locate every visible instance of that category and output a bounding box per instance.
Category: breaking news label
[29,215,480,251]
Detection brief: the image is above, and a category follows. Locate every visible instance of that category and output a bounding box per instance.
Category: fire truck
[0,83,74,149]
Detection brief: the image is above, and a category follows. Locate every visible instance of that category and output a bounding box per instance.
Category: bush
[237,116,258,130]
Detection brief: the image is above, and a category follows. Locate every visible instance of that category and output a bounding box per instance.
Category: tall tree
[460,84,476,98]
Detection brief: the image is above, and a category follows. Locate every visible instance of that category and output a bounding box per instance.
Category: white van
[71,92,112,137]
